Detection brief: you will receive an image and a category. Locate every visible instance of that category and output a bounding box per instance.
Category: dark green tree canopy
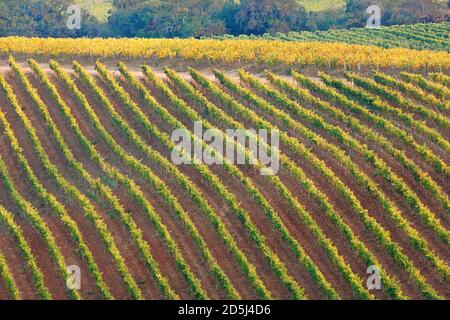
[345,0,448,27]
[229,0,308,35]
[108,0,228,38]
[0,0,448,38]
[0,0,98,37]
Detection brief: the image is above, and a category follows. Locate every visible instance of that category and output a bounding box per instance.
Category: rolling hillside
[212,22,450,52]
[0,40,448,299]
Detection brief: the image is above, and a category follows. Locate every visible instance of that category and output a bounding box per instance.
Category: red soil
[0,63,447,300]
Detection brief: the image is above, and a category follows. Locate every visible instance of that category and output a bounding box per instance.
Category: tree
[229,0,308,35]
[108,0,227,38]
[112,0,149,11]
[345,0,448,27]
[0,0,99,37]
[398,0,448,23]
[0,1,36,36]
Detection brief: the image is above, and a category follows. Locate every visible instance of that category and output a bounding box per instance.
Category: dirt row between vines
[0,64,448,299]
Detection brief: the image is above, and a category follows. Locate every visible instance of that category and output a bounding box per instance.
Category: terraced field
[0,54,448,300]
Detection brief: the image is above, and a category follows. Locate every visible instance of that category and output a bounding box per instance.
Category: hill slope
[0,53,448,300]
[212,22,450,52]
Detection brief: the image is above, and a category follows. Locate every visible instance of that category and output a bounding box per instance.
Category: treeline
[0,0,448,38]
[344,0,449,28]
[0,0,97,37]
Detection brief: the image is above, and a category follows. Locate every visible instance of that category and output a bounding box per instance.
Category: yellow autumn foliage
[0,37,449,69]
